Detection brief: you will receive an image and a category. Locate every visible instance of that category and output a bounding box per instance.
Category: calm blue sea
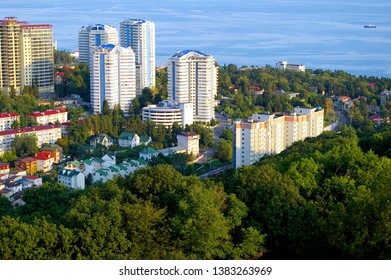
[2,0,391,77]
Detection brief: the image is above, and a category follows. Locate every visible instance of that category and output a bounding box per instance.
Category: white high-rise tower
[90,44,136,117]
[120,19,155,95]
[167,50,217,123]
[78,24,118,65]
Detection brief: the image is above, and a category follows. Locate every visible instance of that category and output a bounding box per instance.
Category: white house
[58,168,85,190]
[177,131,199,156]
[34,152,55,173]
[101,154,116,168]
[91,159,147,184]
[89,134,114,148]
[118,132,140,148]
[140,135,152,146]
[139,147,159,161]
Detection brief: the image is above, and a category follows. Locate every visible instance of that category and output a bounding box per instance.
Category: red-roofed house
[0,162,10,175]
[0,112,20,131]
[41,144,63,164]
[27,108,68,125]
[34,152,55,172]
[368,115,383,125]
[337,96,350,102]
[55,72,65,84]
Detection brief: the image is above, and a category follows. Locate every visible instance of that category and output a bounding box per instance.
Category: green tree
[215,139,232,162]
[11,134,39,157]
[0,150,18,163]
[220,128,233,142]
[0,216,77,259]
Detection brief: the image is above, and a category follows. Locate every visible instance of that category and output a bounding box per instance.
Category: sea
[2,0,391,77]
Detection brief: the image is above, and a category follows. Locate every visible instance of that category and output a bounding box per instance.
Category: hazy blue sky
[2,0,390,76]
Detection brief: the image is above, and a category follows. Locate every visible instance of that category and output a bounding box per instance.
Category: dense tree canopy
[1,125,391,260]
[221,127,391,259]
[0,165,264,260]
[11,134,39,158]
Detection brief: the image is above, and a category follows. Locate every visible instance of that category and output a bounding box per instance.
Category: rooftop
[0,112,19,119]
[0,124,61,136]
[58,169,81,178]
[122,19,146,25]
[171,49,210,58]
[118,132,137,140]
[140,147,158,155]
[27,108,67,117]
[98,44,116,51]
[179,131,199,137]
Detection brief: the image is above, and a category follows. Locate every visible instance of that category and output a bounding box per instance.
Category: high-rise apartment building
[234,107,324,169]
[167,50,217,123]
[120,19,155,95]
[78,24,118,65]
[0,17,54,95]
[90,44,136,116]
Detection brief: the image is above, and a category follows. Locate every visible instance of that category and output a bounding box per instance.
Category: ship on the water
[364,24,376,28]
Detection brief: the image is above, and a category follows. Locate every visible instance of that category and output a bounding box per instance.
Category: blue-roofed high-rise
[90,45,136,117]
[78,24,118,66]
[120,19,155,95]
[167,50,218,123]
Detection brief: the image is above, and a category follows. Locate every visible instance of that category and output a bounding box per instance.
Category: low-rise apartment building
[0,124,62,155]
[142,100,193,128]
[26,108,68,125]
[0,112,20,131]
[234,107,324,168]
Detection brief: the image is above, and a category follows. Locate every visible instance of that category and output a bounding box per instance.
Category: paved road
[201,112,230,162]
[334,104,350,128]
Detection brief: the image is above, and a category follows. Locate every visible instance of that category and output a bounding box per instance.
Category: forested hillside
[220,127,391,259]
[1,127,390,260]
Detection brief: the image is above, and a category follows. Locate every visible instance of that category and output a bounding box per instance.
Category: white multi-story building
[0,124,62,155]
[177,131,199,156]
[78,24,118,65]
[276,60,305,72]
[58,168,85,190]
[0,112,20,131]
[142,100,193,128]
[0,17,54,95]
[90,44,136,116]
[27,108,68,125]
[167,50,217,123]
[234,107,324,169]
[120,19,155,95]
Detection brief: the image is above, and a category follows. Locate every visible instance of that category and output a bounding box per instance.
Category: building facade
[276,60,305,72]
[120,19,155,95]
[0,17,54,95]
[380,90,391,105]
[0,112,20,131]
[142,100,193,128]
[234,107,324,169]
[177,131,199,156]
[167,50,217,123]
[90,44,136,116]
[27,108,68,125]
[0,124,62,155]
[118,132,140,148]
[78,24,118,65]
[58,168,85,190]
